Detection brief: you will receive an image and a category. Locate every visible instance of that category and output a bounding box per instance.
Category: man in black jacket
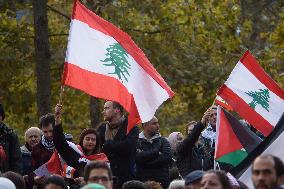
[176,106,216,178]
[0,104,22,174]
[136,116,172,188]
[97,101,139,188]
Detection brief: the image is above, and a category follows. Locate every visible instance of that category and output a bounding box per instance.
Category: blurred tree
[0,0,283,143]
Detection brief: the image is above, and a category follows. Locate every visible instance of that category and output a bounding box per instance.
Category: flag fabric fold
[63,0,174,133]
[217,50,284,136]
[215,106,262,167]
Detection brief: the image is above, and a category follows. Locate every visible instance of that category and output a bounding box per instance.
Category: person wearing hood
[168,132,183,159]
[0,177,16,189]
[167,132,184,181]
[135,116,172,188]
[0,104,22,174]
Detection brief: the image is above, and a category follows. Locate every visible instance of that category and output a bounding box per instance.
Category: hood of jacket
[139,131,161,142]
[21,145,31,155]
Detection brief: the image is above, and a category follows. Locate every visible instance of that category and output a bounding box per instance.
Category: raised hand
[201,107,216,126]
[54,104,62,125]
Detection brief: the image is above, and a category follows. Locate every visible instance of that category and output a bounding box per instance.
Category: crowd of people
[0,102,283,189]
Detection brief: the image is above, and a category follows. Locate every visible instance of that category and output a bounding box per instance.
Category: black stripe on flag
[231,113,284,178]
[223,109,262,153]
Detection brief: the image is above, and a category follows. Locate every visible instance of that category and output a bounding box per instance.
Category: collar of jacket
[139,131,161,142]
[21,145,31,155]
[0,122,13,137]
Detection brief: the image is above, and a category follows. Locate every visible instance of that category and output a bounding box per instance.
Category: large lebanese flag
[63,0,174,133]
[217,51,284,136]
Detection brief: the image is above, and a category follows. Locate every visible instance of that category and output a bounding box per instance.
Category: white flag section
[239,131,284,188]
[225,61,284,126]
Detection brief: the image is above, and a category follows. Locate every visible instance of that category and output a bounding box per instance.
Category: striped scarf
[41,136,54,151]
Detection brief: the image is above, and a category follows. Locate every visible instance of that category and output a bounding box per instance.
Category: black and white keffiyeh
[41,135,54,151]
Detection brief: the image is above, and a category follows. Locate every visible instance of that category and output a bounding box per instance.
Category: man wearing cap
[0,104,22,174]
[184,170,204,189]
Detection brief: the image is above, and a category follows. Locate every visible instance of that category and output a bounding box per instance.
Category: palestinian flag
[217,51,284,136]
[215,106,262,167]
[63,0,174,133]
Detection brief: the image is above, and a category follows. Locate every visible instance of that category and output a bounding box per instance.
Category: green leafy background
[0,0,283,143]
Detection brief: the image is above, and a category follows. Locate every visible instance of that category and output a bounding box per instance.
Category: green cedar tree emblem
[245,88,270,112]
[101,43,131,83]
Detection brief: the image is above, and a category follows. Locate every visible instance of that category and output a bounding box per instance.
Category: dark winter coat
[0,122,22,174]
[97,118,139,188]
[21,145,32,175]
[21,145,33,189]
[53,123,89,177]
[28,140,53,189]
[176,122,213,178]
[136,132,172,189]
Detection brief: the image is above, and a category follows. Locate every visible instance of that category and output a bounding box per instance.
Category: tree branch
[126,21,189,35]
[47,4,71,21]
[15,72,34,89]
[49,33,69,37]
[126,27,171,34]
[0,32,68,38]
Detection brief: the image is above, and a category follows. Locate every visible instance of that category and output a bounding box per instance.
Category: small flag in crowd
[34,141,108,178]
[33,150,62,177]
[217,50,284,136]
[215,106,262,167]
[62,0,174,133]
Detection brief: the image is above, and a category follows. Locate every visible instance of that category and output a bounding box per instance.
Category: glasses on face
[88,176,111,183]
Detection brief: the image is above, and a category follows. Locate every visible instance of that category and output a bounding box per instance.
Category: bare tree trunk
[33,0,51,116]
[90,97,102,129]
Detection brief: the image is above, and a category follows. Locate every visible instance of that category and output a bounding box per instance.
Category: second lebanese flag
[63,0,174,132]
[217,51,284,136]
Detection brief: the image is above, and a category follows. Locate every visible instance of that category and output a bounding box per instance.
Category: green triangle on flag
[216,149,248,167]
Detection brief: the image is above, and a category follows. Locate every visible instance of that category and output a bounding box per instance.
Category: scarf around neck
[201,124,216,148]
[105,116,125,140]
[41,135,54,151]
